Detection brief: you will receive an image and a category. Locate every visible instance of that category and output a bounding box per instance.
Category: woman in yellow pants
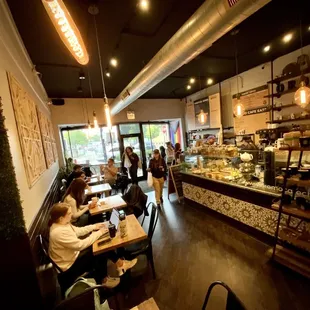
[148,149,167,209]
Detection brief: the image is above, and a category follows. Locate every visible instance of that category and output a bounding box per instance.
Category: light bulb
[139,0,149,11]
[263,45,270,53]
[187,85,191,90]
[110,58,118,67]
[198,109,207,124]
[234,99,245,118]
[294,81,310,108]
[189,78,195,84]
[88,122,92,130]
[283,33,293,43]
[104,101,112,131]
[105,71,111,78]
[93,111,99,129]
[207,78,213,85]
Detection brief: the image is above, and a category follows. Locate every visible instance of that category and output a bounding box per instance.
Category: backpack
[65,277,110,310]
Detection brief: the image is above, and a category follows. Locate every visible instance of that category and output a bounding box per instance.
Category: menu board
[233,85,270,135]
[185,93,222,130]
[168,164,183,203]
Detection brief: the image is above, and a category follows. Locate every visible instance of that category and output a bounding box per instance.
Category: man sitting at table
[102,158,118,186]
[67,164,83,187]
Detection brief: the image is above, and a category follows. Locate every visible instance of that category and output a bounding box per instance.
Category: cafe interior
[2,0,310,309]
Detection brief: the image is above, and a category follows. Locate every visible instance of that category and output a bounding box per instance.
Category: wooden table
[93,215,147,255]
[88,176,103,185]
[85,183,111,196]
[130,298,159,310]
[89,195,127,216]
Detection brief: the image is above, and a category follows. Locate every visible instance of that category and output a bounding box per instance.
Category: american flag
[228,0,239,7]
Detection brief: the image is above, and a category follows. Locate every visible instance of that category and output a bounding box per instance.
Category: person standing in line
[159,146,166,161]
[48,203,137,290]
[148,149,167,209]
[122,146,140,185]
[166,142,174,166]
[174,142,182,164]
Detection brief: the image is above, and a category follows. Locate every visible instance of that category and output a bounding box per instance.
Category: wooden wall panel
[7,72,46,187]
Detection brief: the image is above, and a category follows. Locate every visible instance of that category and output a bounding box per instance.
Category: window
[61,126,120,165]
[119,123,140,135]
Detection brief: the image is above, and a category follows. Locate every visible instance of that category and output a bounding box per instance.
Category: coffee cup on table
[91,197,98,205]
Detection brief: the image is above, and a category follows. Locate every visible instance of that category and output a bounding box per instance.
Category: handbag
[124,154,132,168]
[147,172,153,187]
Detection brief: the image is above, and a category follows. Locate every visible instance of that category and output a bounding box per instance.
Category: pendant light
[233,33,245,118]
[42,0,89,65]
[90,5,113,131]
[93,111,99,129]
[294,20,310,108]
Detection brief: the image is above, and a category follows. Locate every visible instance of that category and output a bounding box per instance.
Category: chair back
[38,234,63,274]
[145,202,159,241]
[202,281,246,310]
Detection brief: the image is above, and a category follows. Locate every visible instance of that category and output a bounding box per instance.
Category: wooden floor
[112,188,310,310]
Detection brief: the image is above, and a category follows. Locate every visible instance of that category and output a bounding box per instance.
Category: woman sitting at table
[49,203,137,290]
[102,158,118,186]
[63,179,94,227]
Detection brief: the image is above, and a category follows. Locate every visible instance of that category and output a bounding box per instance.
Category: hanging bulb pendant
[234,98,245,118]
[93,111,99,129]
[294,80,310,109]
[104,97,112,130]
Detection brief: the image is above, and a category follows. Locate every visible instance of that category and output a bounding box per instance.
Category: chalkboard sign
[168,164,183,203]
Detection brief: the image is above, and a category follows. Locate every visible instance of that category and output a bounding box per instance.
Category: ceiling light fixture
[187,85,191,90]
[42,0,89,65]
[93,111,99,129]
[105,71,111,78]
[283,33,293,43]
[207,78,213,85]
[90,5,113,131]
[189,77,195,84]
[294,21,310,109]
[79,71,86,80]
[139,0,149,11]
[263,45,271,53]
[110,58,118,67]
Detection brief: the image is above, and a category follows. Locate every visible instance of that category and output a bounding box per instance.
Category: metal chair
[121,202,159,279]
[202,281,247,310]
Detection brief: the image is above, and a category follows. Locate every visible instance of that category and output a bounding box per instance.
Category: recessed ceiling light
[308,26,310,31]
[263,45,271,53]
[110,58,118,67]
[187,85,191,90]
[139,0,149,11]
[79,71,86,80]
[207,78,213,85]
[105,71,111,78]
[283,33,293,43]
[189,78,195,84]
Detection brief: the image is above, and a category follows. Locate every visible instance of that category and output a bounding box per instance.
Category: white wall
[0,1,58,229]
[50,98,186,165]
[185,44,310,130]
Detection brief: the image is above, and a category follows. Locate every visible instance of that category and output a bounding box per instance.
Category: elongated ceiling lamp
[233,34,245,118]
[42,0,89,65]
[89,5,112,131]
[294,20,310,108]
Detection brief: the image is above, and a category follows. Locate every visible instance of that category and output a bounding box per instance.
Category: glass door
[121,134,146,180]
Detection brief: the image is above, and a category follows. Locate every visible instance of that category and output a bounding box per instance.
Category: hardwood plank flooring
[112,188,310,310]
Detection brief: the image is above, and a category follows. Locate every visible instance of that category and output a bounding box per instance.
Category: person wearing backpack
[48,203,137,290]
[148,149,167,208]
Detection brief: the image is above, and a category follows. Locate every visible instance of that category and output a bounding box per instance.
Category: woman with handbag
[148,149,167,209]
[122,146,140,185]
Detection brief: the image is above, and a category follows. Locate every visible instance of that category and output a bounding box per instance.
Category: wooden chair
[202,281,247,310]
[121,203,159,279]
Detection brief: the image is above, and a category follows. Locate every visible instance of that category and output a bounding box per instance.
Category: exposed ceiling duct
[110,0,270,115]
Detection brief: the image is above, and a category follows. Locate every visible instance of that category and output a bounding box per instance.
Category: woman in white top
[63,178,93,227]
[48,203,137,290]
[166,142,175,166]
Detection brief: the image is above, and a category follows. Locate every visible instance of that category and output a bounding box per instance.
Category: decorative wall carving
[7,72,46,187]
[37,109,54,168]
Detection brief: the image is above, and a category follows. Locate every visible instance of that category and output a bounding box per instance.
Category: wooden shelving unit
[271,147,310,278]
